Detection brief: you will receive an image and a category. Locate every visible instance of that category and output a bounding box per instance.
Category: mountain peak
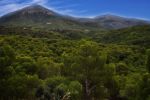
[24,4,47,10]
[18,5,56,16]
[0,4,62,26]
[29,4,43,7]
[95,14,124,20]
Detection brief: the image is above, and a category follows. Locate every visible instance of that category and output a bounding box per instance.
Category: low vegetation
[0,24,150,100]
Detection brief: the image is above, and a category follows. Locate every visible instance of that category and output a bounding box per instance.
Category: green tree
[0,73,42,99]
[36,76,82,100]
[146,49,150,73]
[0,45,15,78]
[116,62,129,75]
[0,45,15,98]
[15,56,38,75]
[63,40,109,100]
[36,57,61,79]
[137,73,150,100]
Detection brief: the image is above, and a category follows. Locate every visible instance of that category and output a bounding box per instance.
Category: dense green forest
[0,25,150,100]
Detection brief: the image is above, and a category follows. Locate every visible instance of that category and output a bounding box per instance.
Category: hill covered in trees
[0,25,150,100]
[100,25,150,47]
[0,4,150,100]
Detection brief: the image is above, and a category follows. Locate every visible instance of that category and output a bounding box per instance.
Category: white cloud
[32,0,47,4]
[0,3,26,16]
[55,4,79,9]
[0,0,87,17]
[48,1,64,6]
[0,0,48,16]
[59,9,74,14]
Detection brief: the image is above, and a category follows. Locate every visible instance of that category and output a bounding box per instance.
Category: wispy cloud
[47,1,64,6]
[32,0,47,4]
[0,0,87,17]
[0,0,48,16]
[55,4,79,9]
[44,1,87,16]
[0,3,25,16]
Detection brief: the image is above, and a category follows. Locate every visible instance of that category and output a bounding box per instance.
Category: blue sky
[0,0,149,20]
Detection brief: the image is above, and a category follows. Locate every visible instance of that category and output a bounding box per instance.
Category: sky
[0,0,149,20]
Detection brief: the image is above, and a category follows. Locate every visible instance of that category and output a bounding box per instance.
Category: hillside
[0,34,149,100]
[99,25,150,47]
[0,4,150,100]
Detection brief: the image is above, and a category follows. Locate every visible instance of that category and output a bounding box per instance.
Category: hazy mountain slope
[93,14,150,29]
[100,25,150,47]
[77,14,150,29]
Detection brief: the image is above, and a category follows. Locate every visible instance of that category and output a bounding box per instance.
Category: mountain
[0,5,149,29]
[0,5,92,30]
[93,14,150,29]
[0,5,57,24]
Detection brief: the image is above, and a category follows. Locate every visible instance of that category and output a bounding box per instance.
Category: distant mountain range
[0,5,149,29]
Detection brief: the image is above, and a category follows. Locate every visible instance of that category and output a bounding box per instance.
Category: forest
[0,25,150,100]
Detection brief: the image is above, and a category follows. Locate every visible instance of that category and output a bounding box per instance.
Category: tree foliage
[0,25,149,100]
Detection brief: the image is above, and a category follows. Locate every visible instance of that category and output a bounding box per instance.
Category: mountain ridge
[0,5,149,29]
